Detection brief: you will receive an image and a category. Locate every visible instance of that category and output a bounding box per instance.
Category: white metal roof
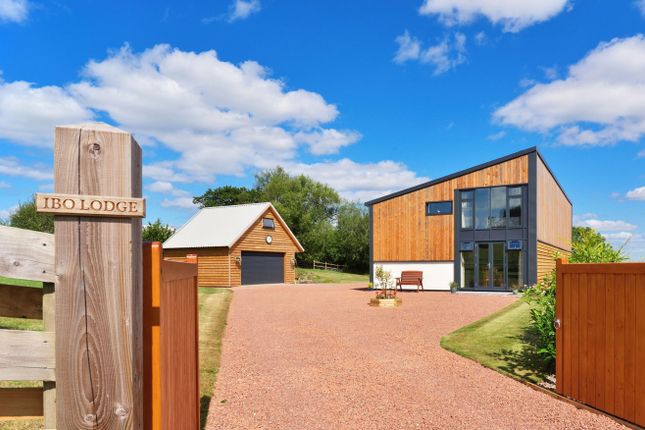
[163,202,303,250]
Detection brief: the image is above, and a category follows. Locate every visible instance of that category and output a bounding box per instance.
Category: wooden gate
[143,242,199,430]
[555,258,645,427]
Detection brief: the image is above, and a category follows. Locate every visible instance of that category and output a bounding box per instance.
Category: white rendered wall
[373,262,454,291]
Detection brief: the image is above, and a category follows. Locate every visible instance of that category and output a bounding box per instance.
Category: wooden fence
[0,225,56,428]
[555,258,645,427]
[143,242,199,430]
[313,260,345,272]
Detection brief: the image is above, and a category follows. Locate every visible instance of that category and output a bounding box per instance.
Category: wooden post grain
[54,123,143,429]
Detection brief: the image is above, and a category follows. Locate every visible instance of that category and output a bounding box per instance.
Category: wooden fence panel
[143,242,199,430]
[0,225,55,283]
[0,329,55,381]
[556,259,645,427]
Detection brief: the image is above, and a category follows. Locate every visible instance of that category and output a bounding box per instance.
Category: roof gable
[163,202,303,251]
[365,146,570,206]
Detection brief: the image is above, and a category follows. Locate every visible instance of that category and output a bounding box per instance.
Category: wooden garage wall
[229,207,298,285]
[164,247,230,287]
[537,241,571,283]
[372,155,529,262]
[536,156,572,251]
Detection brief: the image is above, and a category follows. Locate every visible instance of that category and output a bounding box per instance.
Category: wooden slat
[624,274,636,423]
[560,262,645,274]
[42,281,56,429]
[54,123,143,429]
[0,329,55,381]
[636,274,645,427]
[0,284,43,319]
[0,225,54,283]
[0,388,43,418]
[143,242,163,430]
[555,258,564,394]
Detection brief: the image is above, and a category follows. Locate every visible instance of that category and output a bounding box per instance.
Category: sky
[0,0,643,259]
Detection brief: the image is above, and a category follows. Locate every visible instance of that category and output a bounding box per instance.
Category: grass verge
[440,300,552,384]
[198,287,233,429]
[296,268,368,284]
[0,284,233,430]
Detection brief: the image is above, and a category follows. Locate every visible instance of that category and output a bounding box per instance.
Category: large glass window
[475,188,490,229]
[460,251,475,288]
[490,187,507,228]
[507,250,524,289]
[461,200,473,229]
[508,187,522,227]
[461,186,524,230]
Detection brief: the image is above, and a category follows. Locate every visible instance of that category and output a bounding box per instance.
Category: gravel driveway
[206,283,626,430]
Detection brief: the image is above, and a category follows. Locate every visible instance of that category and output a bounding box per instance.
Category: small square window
[262,218,275,229]
[426,201,452,216]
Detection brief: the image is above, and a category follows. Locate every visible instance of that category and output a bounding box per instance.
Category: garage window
[262,218,275,229]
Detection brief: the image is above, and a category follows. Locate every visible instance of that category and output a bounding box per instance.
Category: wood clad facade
[372,155,529,262]
[537,241,571,282]
[165,207,300,286]
[537,156,572,252]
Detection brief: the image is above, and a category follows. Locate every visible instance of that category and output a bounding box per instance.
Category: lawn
[0,283,233,430]
[440,300,552,385]
[296,268,368,284]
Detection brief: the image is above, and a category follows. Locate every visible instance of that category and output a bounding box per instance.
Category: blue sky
[0,0,643,259]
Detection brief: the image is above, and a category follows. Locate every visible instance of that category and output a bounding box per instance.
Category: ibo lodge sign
[36,193,146,218]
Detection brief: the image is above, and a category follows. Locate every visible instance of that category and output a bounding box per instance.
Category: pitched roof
[364,146,571,206]
[163,202,304,251]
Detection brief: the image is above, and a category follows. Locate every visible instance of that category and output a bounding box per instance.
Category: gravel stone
[206,283,627,430]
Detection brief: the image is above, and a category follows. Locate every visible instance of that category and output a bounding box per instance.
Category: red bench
[396,271,424,292]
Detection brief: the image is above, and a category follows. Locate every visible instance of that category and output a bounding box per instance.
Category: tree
[142,218,175,243]
[570,226,628,263]
[8,197,54,233]
[330,202,369,273]
[192,185,262,208]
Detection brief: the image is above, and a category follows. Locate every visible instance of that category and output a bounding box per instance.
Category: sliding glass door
[461,242,523,290]
[476,243,505,289]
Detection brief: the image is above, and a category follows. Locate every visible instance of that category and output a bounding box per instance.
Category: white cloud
[0,156,52,180]
[494,35,645,146]
[419,0,569,32]
[635,0,645,16]
[146,180,197,209]
[229,0,260,22]
[574,217,637,232]
[474,31,487,46]
[0,0,28,23]
[0,180,9,188]
[295,128,361,155]
[626,186,645,200]
[288,158,428,202]
[0,80,93,146]
[394,31,467,75]
[486,130,506,141]
[394,31,422,64]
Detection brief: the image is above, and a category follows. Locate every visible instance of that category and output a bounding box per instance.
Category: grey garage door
[241,252,284,285]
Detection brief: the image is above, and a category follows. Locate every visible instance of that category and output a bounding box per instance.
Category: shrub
[523,271,556,362]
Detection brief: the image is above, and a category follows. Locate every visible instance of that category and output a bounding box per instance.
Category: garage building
[164,202,304,286]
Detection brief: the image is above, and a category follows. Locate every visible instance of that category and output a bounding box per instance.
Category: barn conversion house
[164,202,303,286]
[365,147,572,291]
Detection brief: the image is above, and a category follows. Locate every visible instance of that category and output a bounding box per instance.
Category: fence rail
[556,258,645,427]
[312,260,345,272]
[0,225,56,427]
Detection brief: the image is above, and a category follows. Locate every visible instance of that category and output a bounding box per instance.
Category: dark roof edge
[365,146,571,207]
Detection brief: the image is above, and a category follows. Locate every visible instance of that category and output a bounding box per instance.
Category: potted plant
[449,281,459,294]
[369,265,402,307]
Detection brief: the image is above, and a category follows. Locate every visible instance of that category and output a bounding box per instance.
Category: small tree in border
[374,265,396,299]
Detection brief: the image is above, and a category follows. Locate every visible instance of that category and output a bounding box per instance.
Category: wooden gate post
[52,123,143,429]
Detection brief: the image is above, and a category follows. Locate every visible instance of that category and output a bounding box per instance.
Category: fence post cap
[56,122,130,135]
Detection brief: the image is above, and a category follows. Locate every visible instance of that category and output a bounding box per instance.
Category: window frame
[425,200,453,216]
[262,217,275,229]
[459,184,525,231]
